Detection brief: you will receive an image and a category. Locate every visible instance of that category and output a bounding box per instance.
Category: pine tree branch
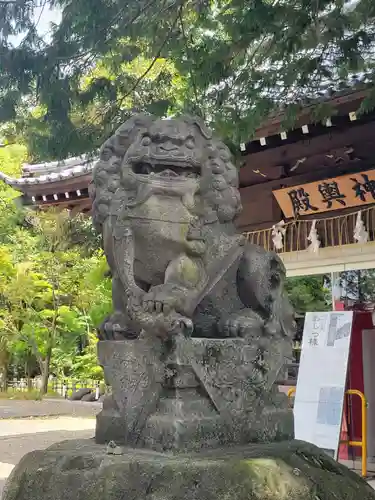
[54,0,160,63]
[109,5,183,115]
[178,7,202,115]
[74,0,185,136]
[18,0,47,46]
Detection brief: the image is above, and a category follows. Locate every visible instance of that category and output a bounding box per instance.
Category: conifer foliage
[0,0,375,158]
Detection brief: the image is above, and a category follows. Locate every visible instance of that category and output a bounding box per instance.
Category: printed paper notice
[293,311,353,455]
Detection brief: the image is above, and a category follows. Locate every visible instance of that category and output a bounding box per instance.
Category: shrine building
[0,154,95,217]
[238,84,375,282]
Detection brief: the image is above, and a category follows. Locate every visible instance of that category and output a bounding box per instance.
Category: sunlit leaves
[1,1,375,149]
[0,221,109,382]
[285,276,331,314]
[0,145,109,382]
[1,0,373,156]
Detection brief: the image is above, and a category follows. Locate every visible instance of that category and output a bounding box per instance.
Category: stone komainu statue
[90,113,295,343]
[89,114,296,449]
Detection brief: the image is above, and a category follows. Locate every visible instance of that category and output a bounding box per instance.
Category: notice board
[294,311,354,458]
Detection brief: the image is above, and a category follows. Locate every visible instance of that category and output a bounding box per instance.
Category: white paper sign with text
[294,311,353,456]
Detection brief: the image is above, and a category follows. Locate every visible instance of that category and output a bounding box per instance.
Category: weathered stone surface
[96,337,293,451]
[3,439,374,500]
[90,114,295,346]
[96,337,165,446]
[89,114,297,451]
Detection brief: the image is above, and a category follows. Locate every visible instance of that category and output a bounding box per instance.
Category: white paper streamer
[353,211,368,244]
[307,220,321,253]
[271,220,286,250]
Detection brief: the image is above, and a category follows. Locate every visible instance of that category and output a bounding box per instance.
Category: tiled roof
[0,154,98,191]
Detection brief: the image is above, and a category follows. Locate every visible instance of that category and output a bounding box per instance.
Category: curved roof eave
[0,171,22,190]
[22,153,99,175]
[0,158,99,192]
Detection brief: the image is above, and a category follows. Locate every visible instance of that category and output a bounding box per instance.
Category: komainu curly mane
[91,114,242,233]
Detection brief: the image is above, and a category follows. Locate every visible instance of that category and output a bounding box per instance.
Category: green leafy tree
[0,144,28,242]
[46,251,112,382]
[0,336,10,389]
[0,187,110,393]
[0,145,111,391]
[340,269,375,303]
[1,0,375,158]
[0,146,31,388]
[71,333,104,381]
[0,246,108,393]
[0,246,15,388]
[286,275,331,314]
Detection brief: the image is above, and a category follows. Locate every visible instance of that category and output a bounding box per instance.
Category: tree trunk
[358,269,364,302]
[40,346,52,395]
[0,338,9,392]
[26,359,32,391]
[0,366,7,392]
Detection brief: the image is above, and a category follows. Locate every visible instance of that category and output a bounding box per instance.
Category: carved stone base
[3,439,374,500]
[96,397,293,451]
[96,337,293,451]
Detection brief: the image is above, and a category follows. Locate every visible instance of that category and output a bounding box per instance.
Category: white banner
[294,311,353,457]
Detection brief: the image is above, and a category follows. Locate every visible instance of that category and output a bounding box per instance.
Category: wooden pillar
[331,271,344,311]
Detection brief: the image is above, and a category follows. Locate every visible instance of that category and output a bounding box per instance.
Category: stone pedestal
[96,337,293,451]
[3,439,375,500]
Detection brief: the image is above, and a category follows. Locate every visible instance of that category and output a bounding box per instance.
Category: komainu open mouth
[132,162,200,178]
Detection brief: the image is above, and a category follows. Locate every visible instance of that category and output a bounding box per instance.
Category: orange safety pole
[345,389,368,478]
[287,387,296,407]
[286,387,367,477]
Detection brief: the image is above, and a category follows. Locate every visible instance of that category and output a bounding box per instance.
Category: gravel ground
[0,417,96,498]
[0,399,101,419]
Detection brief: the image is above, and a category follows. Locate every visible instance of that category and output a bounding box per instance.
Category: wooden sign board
[273,168,375,218]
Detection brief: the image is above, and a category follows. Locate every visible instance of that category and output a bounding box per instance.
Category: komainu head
[91,114,242,230]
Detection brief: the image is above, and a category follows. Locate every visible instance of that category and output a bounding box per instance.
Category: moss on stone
[243,457,308,500]
[3,439,374,500]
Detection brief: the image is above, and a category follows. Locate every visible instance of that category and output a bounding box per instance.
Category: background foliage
[0,0,375,159]
[285,275,331,314]
[0,145,112,391]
